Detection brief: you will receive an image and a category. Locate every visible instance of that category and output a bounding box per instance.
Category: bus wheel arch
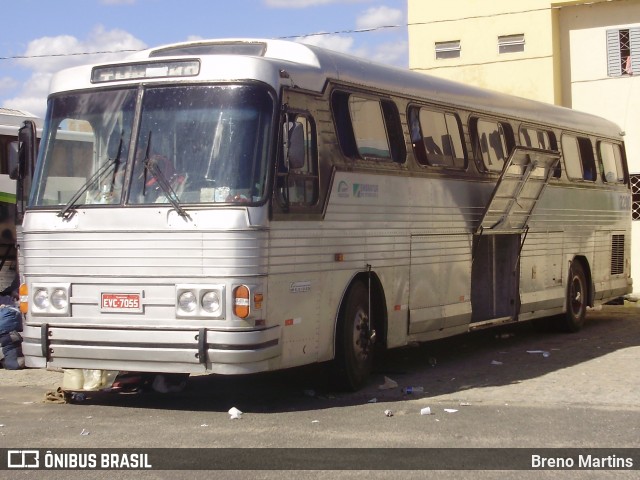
[331,271,388,391]
[560,256,592,333]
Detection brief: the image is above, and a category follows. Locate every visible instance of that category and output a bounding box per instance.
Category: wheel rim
[351,306,370,364]
[569,273,584,317]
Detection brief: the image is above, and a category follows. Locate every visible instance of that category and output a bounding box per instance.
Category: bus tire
[332,281,374,391]
[559,261,588,333]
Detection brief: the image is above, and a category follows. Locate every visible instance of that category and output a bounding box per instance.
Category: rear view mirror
[287,122,305,170]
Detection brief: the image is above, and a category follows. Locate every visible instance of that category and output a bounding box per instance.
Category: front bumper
[22,324,281,375]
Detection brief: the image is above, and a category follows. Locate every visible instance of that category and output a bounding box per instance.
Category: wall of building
[408,0,640,294]
[408,0,559,102]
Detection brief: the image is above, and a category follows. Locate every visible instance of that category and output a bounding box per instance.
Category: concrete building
[408,0,640,294]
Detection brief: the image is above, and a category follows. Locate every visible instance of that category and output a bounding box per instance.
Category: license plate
[101,293,142,312]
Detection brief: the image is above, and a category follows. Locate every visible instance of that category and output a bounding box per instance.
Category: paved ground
[0,304,638,479]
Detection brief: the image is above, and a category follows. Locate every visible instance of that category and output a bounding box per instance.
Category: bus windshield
[31,84,275,208]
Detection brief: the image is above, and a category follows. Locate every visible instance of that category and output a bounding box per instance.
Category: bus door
[471,147,560,325]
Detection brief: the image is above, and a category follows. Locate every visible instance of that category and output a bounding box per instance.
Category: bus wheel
[333,281,374,391]
[559,261,587,333]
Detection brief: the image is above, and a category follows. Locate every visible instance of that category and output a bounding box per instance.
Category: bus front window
[128,84,274,205]
[31,89,136,207]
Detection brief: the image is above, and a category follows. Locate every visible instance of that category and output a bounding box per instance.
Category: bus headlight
[201,291,221,315]
[33,288,50,310]
[176,285,225,319]
[178,291,197,313]
[51,289,68,310]
[30,284,71,316]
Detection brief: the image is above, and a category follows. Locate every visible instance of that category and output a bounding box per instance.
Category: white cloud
[0,76,19,94]
[3,73,52,117]
[356,6,403,30]
[295,33,356,54]
[370,40,408,66]
[4,26,146,118]
[295,34,405,68]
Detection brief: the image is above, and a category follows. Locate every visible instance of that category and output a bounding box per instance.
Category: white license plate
[101,293,142,312]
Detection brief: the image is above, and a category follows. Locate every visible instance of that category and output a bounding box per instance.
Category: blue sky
[0,0,407,118]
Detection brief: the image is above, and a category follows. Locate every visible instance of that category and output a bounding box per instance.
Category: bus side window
[380,99,406,164]
[519,126,560,177]
[348,95,392,161]
[598,141,625,183]
[472,118,513,173]
[410,106,466,169]
[577,137,597,181]
[332,91,404,163]
[562,134,596,182]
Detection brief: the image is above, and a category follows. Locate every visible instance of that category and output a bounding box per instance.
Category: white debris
[420,407,432,415]
[378,376,398,390]
[444,409,458,413]
[228,407,243,420]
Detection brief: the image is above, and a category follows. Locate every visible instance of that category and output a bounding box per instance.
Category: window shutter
[606,29,622,76]
[630,27,640,74]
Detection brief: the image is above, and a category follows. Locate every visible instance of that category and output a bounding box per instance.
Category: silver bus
[18,39,632,391]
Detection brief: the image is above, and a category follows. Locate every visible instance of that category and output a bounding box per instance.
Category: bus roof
[48,38,623,140]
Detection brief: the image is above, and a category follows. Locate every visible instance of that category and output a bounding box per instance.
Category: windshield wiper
[141,131,190,220]
[58,136,124,219]
[144,158,190,219]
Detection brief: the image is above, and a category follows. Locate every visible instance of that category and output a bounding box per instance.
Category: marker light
[233,285,250,319]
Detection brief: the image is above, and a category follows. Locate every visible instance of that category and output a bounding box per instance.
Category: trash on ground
[368,397,377,403]
[459,402,471,406]
[384,409,394,417]
[420,407,432,415]
[491,360,503,365]
[402,386,424,394]
[527,350,550,357]
[378,376,398,390]
[80,429,90,435]
[496,333,515,339]
[444,409,458,413]
[228,407,243,420]
[44,387,67,404]
[71,392,86,402]
[311,420,320,424]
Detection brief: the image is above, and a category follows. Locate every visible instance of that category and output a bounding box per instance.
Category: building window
[435,40,461,60]
[631,174,640,221]
[606,27,640,76]
[498,34,525,54]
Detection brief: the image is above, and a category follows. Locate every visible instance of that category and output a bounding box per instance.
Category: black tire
[559,261,588,333]
[332,281,374,391]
